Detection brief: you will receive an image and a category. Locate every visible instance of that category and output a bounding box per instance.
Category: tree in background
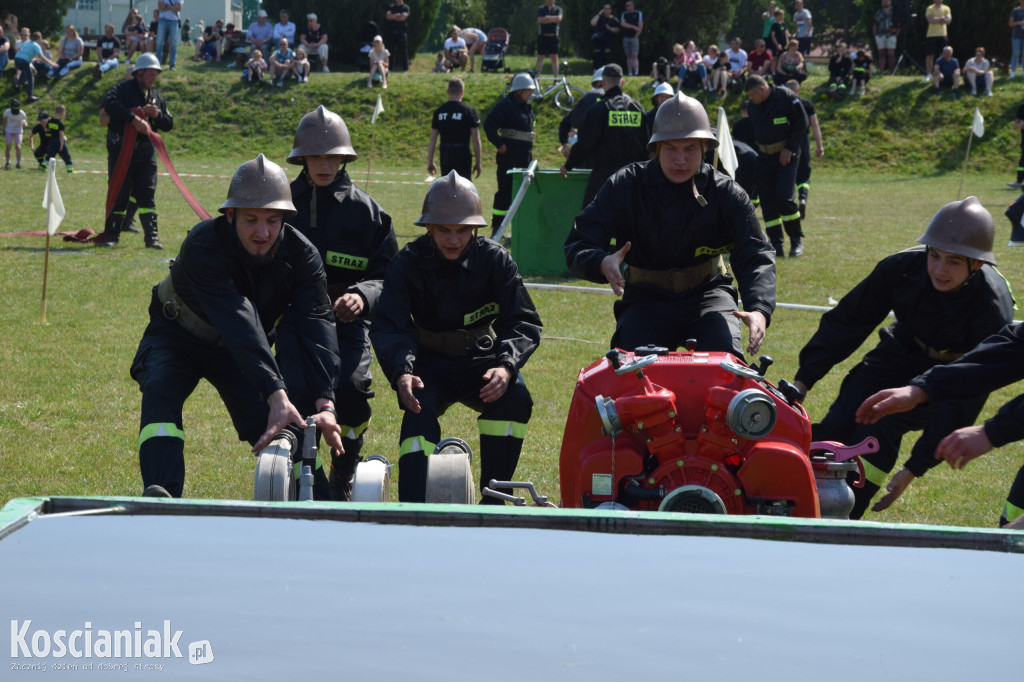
[426,0,488,52]
[4,0,75,37]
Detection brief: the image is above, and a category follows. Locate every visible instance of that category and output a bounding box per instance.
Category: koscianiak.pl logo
[10,620,214,667]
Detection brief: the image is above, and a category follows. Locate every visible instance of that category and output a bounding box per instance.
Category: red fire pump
[558,345,873,518]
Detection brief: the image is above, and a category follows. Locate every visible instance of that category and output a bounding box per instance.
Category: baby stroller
[481,28,510,73]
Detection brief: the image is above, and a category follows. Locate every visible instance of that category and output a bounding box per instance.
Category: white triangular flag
[972,107,984,138]
[716,107,738,179]
[371,94,384,126]
[42,161,65,236]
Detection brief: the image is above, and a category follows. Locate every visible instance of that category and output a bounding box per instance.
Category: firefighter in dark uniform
[99,52,172,249]
[483,72,535,235]
[564,92,776,358]
[744,74,807,258]
[560,63,648,207]
[426,78,482,179]
[557,67,605,161]
[130,155,344,498]
[371,171,543,503]
[793,197,1014,519]
[283,105,399,501]
[858,321,1024,528]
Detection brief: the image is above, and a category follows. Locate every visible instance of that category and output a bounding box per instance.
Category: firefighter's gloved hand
[855,385,929,425]
[935,424,993,470]
[480,366,511,403]
[600,241,631,296]
[872,468,916,512]
[253,389,305,452]
[733,310,766,354]
[334,292,365,323]
[398,373,424,414]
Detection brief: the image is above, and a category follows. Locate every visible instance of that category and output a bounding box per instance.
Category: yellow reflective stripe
[400,436,437,456]
[764,218,783,227]
[861,458,889,488]
[326,251,368,271]
[781,211,802,221]
[138,423,185,448]
[1002,500,1024,524]
[992,267,1017,311]
[608,110,642,127]
[339,421,370,439]
[137,207,156,215]
[478,419,528,439]
[492,208,508,216]
[797,182,810,190]
[465,302,499,325]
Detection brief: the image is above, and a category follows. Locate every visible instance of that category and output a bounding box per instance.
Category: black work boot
[121,201,141,233]
[141,212,164,250]
[397,451,428,503]
[478,435,524,505]
[98,213,122,247]
[328,448,362,502]
[784,219,804,257]
[766,224,785,258]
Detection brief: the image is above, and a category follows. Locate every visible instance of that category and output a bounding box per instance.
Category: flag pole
[366,123,377,187]
[957,130,974,201]
[40,233,51,324]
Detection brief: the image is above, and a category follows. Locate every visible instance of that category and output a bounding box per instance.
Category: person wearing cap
[371,171,542,503]
[792,197,1014,519]
[300,13,329,73]
[129,154,344,498]
[283,106,398,500]
[644,81,674,130]
[560,63,648,208]
[744,74,808,258]
[483,73,535,235]
[564,92,776,359]
[247,9,274,55]
[3,98,28,170]
[28,109,51,169]
[98,52,173,248]
[557,66,605,159]
[427,78,482,179]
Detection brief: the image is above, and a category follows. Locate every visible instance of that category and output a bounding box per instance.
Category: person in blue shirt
[14,31,56,102]
[932,45,961,97]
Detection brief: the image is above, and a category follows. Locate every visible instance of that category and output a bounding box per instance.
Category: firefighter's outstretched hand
[480,366,511,403]
[333,293,364,323]
[855,385,928,424]
[398,373,424,414]
[314,407,345,453]
[733,310,766,354]
[253,389,305,452]
[872,468,915,512]
[600,241,631,296]
[935,425,992,470]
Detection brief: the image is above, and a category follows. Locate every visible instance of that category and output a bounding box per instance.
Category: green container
[509,169,590,277]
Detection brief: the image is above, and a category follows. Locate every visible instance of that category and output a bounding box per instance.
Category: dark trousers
[106,137,158,235]
[611,285,744,358]
[582,166,616,208]
[396,355,533,503]
[440,144,472,178]
[491,148,531,232]
[388,29,408,71]
[14,57,34,97]
[755,150,802,246]
[46,136,72,167]
[813,362,985,520]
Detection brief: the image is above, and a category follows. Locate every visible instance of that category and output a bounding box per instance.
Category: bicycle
[502,72,585,112]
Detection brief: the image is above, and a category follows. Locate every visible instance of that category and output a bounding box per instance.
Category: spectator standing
[98,52,173,248]
[3,98,28,169]
[300,13,329,72]
[536,0,563,78]
[589,4,619,70]
[924,0,951,81]
[874,0,897,73]
[247,10,274,55]
[427,78,482,179]
[50,25,84,79]
[483,73,535,234]
[745,74,808,257]
[761,1,778,40]
[273,9,296,44]
[155,0,182,69]
[932,44,960,98]
[16,31,55,102]
[768,9,789,71]
[1012,0,1024,79]
[561,63,648,207]
[385,1,410,72]
[367,35,389,88]
[964,46,993,96]
[620,1,642,76]
[44,104,72,172]
[793,0,812,55]
[180,18,191,45]
[461,27,487,72]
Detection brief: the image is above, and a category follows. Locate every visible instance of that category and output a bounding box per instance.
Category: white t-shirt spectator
[3,108,28,135]
[727,47,747,73]
[443,37,467,53]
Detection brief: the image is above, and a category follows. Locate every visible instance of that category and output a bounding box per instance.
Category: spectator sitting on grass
[433,51,448,73]
[932,44,960,98]
[192,20,222,61]
[367,35,389,89]
[827,41,853,96]
[94,24,121,79]
[748,38,773,77]
[851,43,872,96]
[124,13,149,63]
[963,46,993,97]
[269,37,295,87]
[0,27,9,74]
[299,13,329,73]
[49,25,84,79]
[773,39,807,85]
[242,48,266,83]
[247,9,274,55]
[293,46,310,82]
[444,26,468,71]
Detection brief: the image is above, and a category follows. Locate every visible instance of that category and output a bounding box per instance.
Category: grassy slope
[1,56,1023,526]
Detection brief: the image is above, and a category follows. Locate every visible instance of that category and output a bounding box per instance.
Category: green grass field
[1,57,1023,527]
